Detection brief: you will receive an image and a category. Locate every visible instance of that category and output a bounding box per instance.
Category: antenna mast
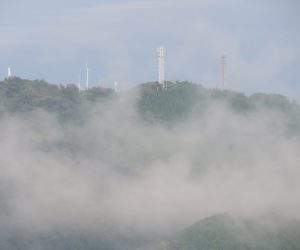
[114,81,118,93]
[221,55,226,90]
[7,67,12,79]
[86,63,90,91]
[78,74,81,91]
[158,47,166,89]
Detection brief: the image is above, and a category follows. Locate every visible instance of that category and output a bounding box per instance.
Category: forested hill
[138,81,299,121]
[1,77,300,135]
[0,77,113,121]
[144,214,300,250]
[0,78,298,115]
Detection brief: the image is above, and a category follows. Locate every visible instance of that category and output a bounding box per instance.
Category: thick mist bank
[0,79,300,248]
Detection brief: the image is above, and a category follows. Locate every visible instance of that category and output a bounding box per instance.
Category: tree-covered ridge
[1,77,299,126]
[0,77,114,121]
[148,214,300,250]
[138,81,297,117]
[1,77,300,139]
[137,81,300,136]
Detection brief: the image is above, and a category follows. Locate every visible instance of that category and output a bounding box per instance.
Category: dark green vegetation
[148,214,300,250]
[1,78,300,134]
[0,77,113,122]
[137,81,300,137]
[138,81,299,125]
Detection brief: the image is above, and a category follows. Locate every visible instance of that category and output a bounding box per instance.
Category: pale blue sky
[0,0,299,99]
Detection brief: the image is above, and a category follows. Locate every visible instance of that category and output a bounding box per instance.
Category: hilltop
[1,77,300,128]
[0,77,113,121]
[143,214,300,250]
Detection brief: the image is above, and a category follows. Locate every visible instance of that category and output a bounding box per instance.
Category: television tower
[114,81,118,93]
[86,63,90,91]
[7,67,12,79]
[158,47,166,89]
[221,54,226,90]
[78,74,81,91]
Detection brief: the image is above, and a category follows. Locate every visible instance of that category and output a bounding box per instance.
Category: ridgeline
[1,77,300,135]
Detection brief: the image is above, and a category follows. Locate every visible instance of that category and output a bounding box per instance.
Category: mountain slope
[147,214,300,250]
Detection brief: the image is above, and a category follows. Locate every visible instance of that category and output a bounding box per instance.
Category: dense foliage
[138,81,298,118]
[151,214,300,250]
[1,78,300,134]
[137,81,300,136]
[0,77,113,122]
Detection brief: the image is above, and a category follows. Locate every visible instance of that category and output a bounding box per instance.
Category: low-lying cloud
[0,90,300,237]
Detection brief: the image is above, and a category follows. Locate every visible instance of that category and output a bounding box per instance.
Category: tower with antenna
[114,81,118,93]
[158,47,166,89]
[86,63,90,91]
[221,54,226,90]
[78,74,81,91]
[7,67,12,79]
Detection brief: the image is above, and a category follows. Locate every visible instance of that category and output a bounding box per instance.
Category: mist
[0,87,300,240]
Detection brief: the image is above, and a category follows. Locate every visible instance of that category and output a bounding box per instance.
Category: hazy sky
[0,0,299,99]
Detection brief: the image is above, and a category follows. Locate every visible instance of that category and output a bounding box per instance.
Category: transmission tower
[158,47,166,89]
[86,63,90,91]
[221,55,226,90]
[7,67,12,79]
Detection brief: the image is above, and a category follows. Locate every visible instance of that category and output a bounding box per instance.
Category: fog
[0,89,300,237]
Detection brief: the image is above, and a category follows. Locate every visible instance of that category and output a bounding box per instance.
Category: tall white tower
[7,67,12,79]
[86,63,90,91]
[158,47,165,89]
[114,81,118,93]
[221,54,226,90]
[78,74,81,91]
